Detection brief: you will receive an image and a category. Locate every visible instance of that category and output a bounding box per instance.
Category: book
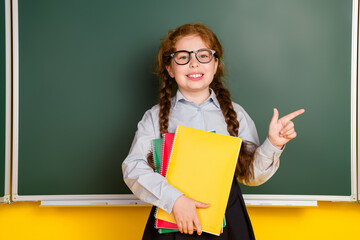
[153,131,226,234]
[152,138,163,174]
[152,136,178,234]
[155,125,242,236]
[160,133,175,176]
[153,133,226,233]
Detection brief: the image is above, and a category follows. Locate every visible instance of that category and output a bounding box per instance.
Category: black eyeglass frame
[169,48,216,65]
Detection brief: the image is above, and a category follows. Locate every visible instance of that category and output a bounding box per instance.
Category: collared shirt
[122,89,283,213]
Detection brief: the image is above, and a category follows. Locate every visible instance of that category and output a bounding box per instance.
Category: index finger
[281,109,305,122]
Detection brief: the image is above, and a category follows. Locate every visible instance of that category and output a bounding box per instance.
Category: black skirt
[142,178,255,240]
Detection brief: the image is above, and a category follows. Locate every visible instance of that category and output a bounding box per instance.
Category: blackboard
[12,0,356,203]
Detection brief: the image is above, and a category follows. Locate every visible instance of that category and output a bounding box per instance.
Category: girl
[122,23,304,240]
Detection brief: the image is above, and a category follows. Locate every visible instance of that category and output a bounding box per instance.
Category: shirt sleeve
[236,105,283,186]
[122,109,183,213]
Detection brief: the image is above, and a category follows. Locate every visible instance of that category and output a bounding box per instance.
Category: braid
[210,79,239,136]
[159,75,173,136]
[146,74,173,170]
[211,78,257,184]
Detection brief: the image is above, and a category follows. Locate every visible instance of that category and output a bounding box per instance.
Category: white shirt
[122,89,283,213]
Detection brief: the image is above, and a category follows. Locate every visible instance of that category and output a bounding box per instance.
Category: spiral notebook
[153,132,225,234]
[152,135,178,234]
[152,138,163,174]
[155,126,242,236]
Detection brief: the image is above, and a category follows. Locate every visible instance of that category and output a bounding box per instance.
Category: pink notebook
[160,133,175,176]
[156,133,178,230]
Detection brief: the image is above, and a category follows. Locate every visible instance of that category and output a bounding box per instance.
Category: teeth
[188,74,203,78]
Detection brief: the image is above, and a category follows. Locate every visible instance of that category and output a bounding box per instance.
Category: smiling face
[166,35,218,101]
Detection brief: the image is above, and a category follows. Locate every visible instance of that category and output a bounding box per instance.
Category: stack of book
[152,125,242,236]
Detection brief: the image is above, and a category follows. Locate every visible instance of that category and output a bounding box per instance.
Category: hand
[268,108,305,149]
[172,195,210,235]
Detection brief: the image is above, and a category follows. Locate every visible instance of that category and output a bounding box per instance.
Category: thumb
[270,108,279,125]
[194,201,210,209]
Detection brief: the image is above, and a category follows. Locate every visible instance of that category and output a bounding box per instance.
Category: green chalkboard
[13,0,355,201]
[229,0,353,197]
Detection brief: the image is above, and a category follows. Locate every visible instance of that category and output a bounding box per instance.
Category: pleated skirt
[142,178,255,240]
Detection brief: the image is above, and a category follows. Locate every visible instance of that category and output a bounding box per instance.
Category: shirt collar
[172,88,220,109]
[209,88,220,108]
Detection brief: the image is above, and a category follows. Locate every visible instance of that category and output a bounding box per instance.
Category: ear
[166,65,175,78]
[214,58,219,75]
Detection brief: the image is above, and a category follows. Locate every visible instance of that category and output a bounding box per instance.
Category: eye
[198,50,211,59]
[175,52,189,60]
[199,54,210,59]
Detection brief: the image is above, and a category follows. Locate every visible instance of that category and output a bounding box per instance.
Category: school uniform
[122,89,283,239]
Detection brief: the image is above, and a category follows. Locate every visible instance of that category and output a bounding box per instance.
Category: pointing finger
[281,109,305,122]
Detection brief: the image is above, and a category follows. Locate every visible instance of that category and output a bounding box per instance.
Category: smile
[187,73,204,78]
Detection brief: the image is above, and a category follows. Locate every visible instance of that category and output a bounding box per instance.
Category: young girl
[122,23,304,240]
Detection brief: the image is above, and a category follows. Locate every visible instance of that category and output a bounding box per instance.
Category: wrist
[267,137,283,150]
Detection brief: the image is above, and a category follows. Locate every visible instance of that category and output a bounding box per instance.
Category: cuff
[160,186,184,214]
[260,138,284,160]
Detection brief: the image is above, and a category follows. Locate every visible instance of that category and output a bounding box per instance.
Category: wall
[0,201,359,239]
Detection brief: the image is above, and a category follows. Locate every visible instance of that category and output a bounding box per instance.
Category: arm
[122,109,183,213]
[236,106,304,186]
[123,108,208,235]
[245,137,283,186]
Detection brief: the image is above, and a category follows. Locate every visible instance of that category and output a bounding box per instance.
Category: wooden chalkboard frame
[10,0,358,205]
[1,0,11,204]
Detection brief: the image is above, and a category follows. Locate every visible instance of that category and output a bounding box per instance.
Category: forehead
[175,35,210,51]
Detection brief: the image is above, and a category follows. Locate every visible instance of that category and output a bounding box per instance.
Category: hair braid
[211,78,256,184]
[210,79,239,136]
[158,75,173,136]
[146,74,173,171]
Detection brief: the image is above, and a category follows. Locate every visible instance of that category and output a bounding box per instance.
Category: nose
[189,52,199,68]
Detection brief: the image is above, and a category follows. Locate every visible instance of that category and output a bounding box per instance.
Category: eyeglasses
[170,48,216,65]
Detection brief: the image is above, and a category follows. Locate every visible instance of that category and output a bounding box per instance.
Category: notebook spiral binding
[160,133,166,176]
[164,127,180,179]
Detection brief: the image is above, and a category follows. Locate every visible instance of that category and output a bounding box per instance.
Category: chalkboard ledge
[245,200,317,207]
[40,199,148,207]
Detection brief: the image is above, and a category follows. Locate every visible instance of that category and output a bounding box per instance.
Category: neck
[180,88,211,105]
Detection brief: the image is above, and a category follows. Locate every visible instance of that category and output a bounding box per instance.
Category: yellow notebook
[155,125,242,236]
